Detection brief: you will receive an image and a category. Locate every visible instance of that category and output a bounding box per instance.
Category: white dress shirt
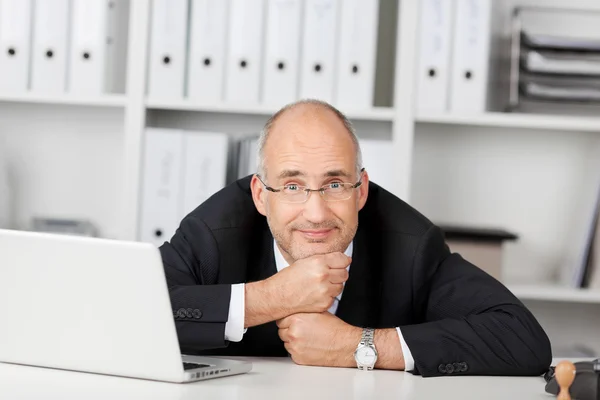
[224,242,415,371]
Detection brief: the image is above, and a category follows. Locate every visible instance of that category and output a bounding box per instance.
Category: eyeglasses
[256,169,364,204]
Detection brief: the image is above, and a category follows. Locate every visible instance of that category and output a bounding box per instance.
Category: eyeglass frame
[255,168,365,203]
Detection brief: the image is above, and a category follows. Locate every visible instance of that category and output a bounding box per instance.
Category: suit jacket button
[460,362,468,372]
[192,309,202,319]
[446,363,454,374]
[453,362,461,373]
[177,309,186,318]
[185,308,193,318]
[438,364,447,374]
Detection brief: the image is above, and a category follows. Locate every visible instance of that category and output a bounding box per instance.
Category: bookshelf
[510,285,600,304]
[0,93,127,108]
[416,112,600,133]
[0,0,599,356]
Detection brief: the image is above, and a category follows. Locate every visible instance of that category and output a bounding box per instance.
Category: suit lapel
[335,227,381,328]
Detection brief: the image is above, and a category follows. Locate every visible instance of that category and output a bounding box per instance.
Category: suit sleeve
[159,215,232,353]
[400,225,552,377]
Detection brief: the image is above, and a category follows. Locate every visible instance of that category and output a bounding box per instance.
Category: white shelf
[0,93,127,108]
[416,112,600,132]
[145,98,396,122]
[509,284,600,304]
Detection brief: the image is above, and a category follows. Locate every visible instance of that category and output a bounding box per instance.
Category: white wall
[0,103,125,239]
[411,124,600,284]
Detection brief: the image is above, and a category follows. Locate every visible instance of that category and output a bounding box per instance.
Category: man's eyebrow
[323,169,352,179]
[277,170,306,179]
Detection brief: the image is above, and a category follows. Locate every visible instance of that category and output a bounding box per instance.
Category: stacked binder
[560,150,600,290]
[139,128,230,246]
[414,0,505,114]
[148,0,383,108]
[0,0,128,95]
[236,136,259,178]
[565,181,600,290]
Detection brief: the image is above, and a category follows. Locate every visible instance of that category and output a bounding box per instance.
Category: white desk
[0,357,555,399]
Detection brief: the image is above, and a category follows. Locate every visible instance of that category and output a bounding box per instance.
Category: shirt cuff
[224,283,246,342]
[396,327,415,371]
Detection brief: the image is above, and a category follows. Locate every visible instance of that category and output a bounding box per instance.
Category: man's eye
[329,182,342,189]
[285,184,299,191]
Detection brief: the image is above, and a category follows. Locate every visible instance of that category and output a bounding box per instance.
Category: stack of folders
[584,203,600,290]
[236,137,259,179]
[518,32,600,105]
[0,0,128,94]
[562,168,600,290]
[139,128,230,247]
[148,0,381,108]
[415,0,505,114]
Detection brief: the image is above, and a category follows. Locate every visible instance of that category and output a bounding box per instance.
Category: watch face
[356,346,377,365]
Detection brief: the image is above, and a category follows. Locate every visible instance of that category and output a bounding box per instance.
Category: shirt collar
[273,240,353,271]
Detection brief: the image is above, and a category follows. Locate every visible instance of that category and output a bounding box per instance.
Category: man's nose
[302,190,330,223]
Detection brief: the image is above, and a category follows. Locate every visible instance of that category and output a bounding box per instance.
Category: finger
[278,328,290,342]
[284,342,294,357]
[324,252,352,269]
[328,283,344,297]
[277,316,292,329]
[328,268,349,284]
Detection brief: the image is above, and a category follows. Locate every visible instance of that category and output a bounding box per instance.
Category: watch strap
[360,327,375,347]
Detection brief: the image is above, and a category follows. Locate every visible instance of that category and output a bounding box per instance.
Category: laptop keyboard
[183,362,212,370]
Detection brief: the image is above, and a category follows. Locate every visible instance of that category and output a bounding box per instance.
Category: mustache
[291,222,339,230]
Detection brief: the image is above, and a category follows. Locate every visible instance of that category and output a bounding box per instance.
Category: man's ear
[251,175,267,216]
[357,170,369,211]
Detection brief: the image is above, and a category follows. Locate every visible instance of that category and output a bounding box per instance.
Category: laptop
[0,228,252,383]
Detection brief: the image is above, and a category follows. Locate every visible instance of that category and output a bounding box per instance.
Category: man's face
[251,105,369,264]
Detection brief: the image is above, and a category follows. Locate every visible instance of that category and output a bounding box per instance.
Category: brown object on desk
[555,360,576,400]
[439,226,518,281]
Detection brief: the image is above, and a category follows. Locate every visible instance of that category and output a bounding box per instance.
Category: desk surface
[0,357,555,400]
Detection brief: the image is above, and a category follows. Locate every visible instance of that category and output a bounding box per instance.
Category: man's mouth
[297,229,334,239]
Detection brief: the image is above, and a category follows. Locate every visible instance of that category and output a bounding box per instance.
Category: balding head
[256,99,363,180]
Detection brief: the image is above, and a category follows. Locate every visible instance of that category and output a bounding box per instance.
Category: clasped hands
[267,253,362,367]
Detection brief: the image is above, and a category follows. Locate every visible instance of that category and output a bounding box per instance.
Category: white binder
[0,0,33,92]
[31,0,70,93]
[148,0,189,99]
[299,0,339,103]
[187,0,229,102]
[415,0,454,113]
[139,128,185,247]
[68,0,128,95]
[182,131,229,216]
[262,0,302,106]
[334,0,379,109]
[225,0,266,103]
[449,0,494,113]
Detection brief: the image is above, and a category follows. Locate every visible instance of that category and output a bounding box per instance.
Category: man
[160,100,552,377]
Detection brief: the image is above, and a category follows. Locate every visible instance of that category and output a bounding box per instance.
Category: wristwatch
[354,328,377,370]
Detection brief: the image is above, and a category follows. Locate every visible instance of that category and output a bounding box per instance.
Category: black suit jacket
[160,176,552,377]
